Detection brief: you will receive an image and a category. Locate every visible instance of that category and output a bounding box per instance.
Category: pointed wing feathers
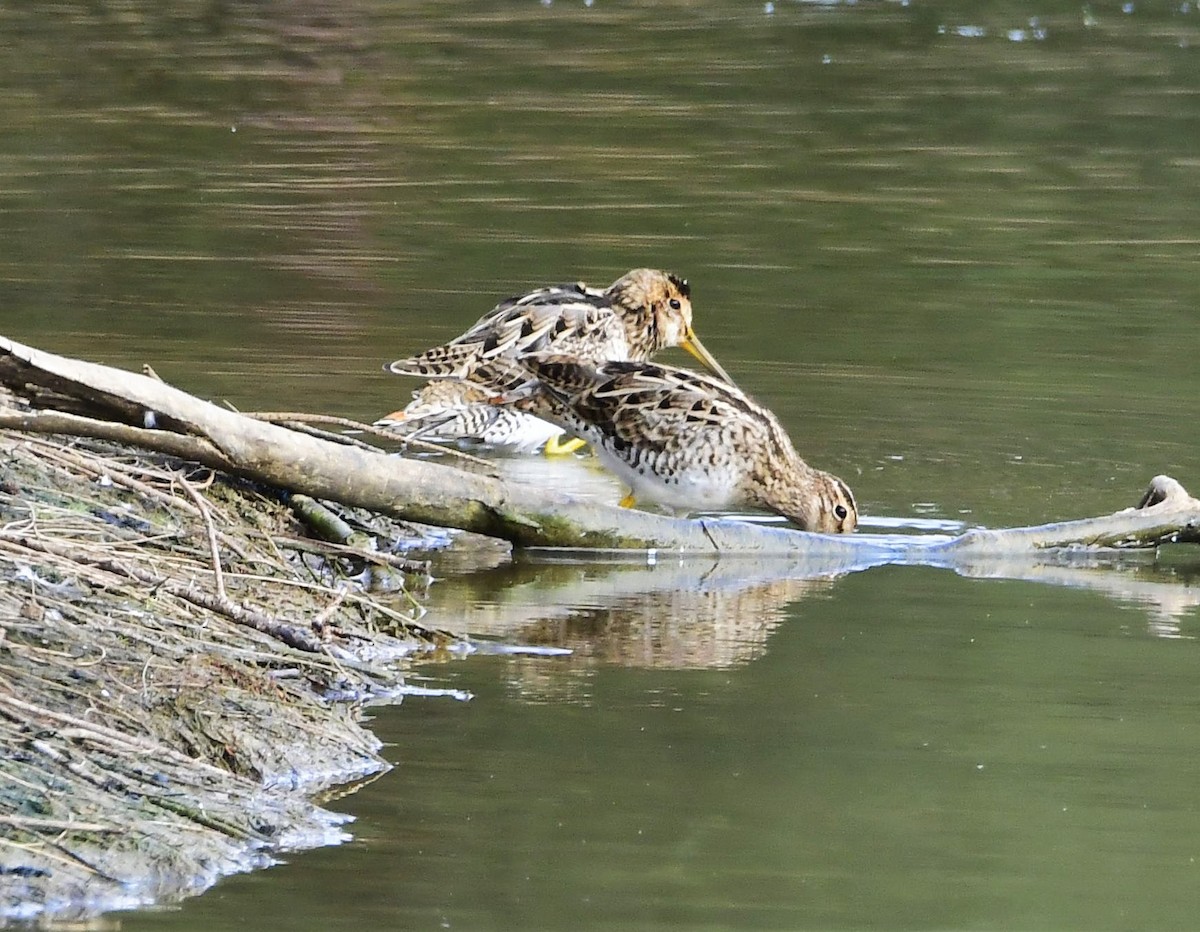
[516,357,777,453]
[387,287,623,379]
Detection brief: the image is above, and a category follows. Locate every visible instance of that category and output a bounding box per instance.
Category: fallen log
[1,335,1198,558]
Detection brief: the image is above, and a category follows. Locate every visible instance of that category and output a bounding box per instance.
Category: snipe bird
[504,355,858,533]
[382,269,734,452]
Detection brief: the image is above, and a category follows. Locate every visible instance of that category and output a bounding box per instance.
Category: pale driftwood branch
[1,335,1198,560]
[924,475,1200,558]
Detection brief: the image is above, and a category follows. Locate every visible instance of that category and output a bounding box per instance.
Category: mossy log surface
[2,335,1198,560]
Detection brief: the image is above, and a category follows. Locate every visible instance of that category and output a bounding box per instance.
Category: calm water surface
[3,1,1200,928]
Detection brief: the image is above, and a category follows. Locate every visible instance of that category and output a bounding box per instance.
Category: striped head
[789,472,858,534]
[606,269,733,383]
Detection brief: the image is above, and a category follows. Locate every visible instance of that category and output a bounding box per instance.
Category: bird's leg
[619,490,637,509]
[543,435,587,456]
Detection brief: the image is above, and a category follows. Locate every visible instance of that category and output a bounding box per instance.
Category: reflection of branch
[2,336,1198,558]
[440,547,1200,684]
[437,558,841,671]
[948,553,1200,638]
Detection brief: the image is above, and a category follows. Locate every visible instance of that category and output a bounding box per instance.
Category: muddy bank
[0,429,464,923]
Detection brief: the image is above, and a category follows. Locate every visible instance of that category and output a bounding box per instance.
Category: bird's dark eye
[668,299,681,310]
[835,505,848,520]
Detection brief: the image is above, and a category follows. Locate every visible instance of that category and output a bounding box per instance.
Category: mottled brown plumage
[374,380,568,453]
[507,356,858,533]
[384,269,732,389]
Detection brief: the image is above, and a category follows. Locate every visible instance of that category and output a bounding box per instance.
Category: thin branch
[0,410,236,472]
[0,814,118,834]
[173,470,228,602]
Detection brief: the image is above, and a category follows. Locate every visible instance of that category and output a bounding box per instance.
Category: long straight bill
[681,328,736,386]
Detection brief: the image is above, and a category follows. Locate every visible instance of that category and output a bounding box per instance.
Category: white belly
[594,446,743,512]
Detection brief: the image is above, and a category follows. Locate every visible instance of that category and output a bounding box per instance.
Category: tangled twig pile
[0,430,454,921]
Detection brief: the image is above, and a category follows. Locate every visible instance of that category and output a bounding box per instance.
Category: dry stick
[0,410,239,473]
[173,470,228,603]
[244,414,388,453]
[187,468,216,491]
[218,570,428,631]
[0,814,117,834]
[275,533,430,575]
[149,571,325,654]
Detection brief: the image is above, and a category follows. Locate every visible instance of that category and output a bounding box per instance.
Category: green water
[128,568,1200,929]
[3,1,1200,927]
